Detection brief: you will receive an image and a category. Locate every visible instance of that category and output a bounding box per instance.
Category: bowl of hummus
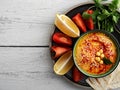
[73,30,120,77]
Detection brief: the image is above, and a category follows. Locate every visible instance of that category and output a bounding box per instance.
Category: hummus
[75,32,117,75]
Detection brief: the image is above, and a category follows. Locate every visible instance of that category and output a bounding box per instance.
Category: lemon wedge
[54,50,74,75]
[55,14,80,38]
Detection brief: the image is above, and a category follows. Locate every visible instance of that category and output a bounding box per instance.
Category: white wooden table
[0,0,119,90]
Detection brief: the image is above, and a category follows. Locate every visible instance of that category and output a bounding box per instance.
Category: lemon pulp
[55,14,80,38]
[54,50,74,75]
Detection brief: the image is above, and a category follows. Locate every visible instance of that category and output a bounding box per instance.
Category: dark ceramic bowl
[73,30,120,78]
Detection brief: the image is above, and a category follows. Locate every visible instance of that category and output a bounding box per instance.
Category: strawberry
[72,13,86,32]
[83,10,94,30]
[51,46,71,59]
[72,66,84,82]
[52,32,72,46]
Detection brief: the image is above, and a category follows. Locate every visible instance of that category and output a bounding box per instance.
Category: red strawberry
[52,32,72,46]
[72,66,84,82]
[83,10,94,30]
[51,46,71,59]
[72,13,86,32]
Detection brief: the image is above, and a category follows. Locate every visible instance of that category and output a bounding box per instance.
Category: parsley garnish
[103,57,113,65]
[82,0,120,32]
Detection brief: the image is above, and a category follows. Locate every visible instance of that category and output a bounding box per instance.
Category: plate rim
[49,1,120,88]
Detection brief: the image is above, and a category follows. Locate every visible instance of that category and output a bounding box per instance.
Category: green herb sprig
[103,57,113,65]
[82,0,120,32]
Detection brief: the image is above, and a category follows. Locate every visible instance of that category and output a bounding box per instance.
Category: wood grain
[0,47,119,90]
[0,0,90,46]
[0,0,119,90]
[0,47,91,90]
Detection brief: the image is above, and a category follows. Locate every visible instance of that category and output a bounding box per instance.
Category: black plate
[50,3,120,87]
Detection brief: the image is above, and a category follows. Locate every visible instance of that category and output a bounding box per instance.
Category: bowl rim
[73,29,120,78]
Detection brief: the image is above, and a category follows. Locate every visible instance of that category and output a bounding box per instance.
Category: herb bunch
[82,0,120,32]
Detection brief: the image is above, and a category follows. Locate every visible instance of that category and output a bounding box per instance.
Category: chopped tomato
[83,10,94,30]
[51,46,71,59]
[52,32,72,46]
[72,66,84,82]
[72,13,86,32]
[87,10,93,14]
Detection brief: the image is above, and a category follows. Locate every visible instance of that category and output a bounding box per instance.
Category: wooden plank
[0,0,88,46]
[0,47,91,90]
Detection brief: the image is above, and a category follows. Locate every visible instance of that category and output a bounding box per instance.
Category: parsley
[82,0,120,32]
[103,57,113,65]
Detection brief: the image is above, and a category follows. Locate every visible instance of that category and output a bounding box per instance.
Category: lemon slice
[54,50,74,75]
[55,14,80,38]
